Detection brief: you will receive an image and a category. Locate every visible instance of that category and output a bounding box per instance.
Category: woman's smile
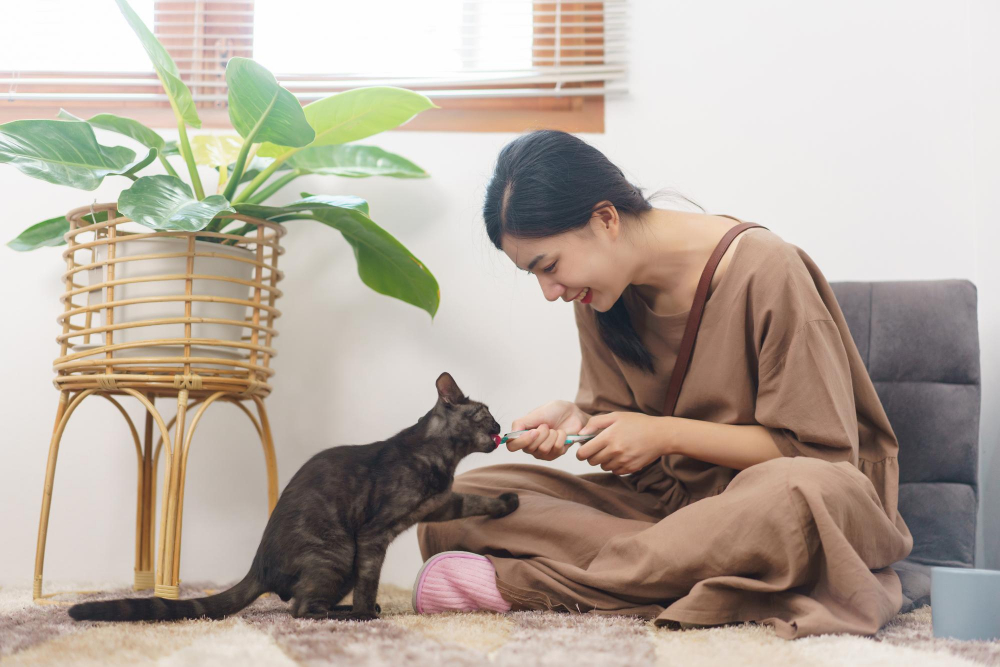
[567,287,593,304]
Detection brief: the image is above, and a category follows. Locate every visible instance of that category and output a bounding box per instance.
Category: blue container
[930,566,1000,641]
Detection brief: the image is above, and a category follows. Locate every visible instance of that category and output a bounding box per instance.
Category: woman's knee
[746,455,874,500]
[451,464,521,494]
[451,462,564,495]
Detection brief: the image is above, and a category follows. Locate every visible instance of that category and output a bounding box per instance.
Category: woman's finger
[551,430,568,458]
[605,456,627,474]
[538,429,565,457]
[524,424,550,454]
[612,458,635,476]
[507,429,537,452]
[545,444,567,461]
[532,424,553,454]
[533,427,559,458]
[579,412,616,436]
[576,432,608,461]
[587,445,617,468]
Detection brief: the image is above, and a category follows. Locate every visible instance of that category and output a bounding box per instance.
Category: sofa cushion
[830,280,980,610]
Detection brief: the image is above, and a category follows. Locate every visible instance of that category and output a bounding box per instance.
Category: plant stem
[158,154,180,179]
[176,121,205,200]
[222,95,278,203]
[222,138,254,202]
[232,151,292,204]
[247,169,302,204]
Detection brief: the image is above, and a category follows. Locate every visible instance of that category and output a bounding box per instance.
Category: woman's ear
[590,202,620,240]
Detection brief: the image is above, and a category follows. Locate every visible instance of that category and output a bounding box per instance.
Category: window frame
[1,1,608,133]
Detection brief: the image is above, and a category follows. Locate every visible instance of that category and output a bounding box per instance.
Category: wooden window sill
[0,95,603,133]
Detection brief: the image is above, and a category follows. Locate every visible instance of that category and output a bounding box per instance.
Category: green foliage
[2,0,439,317]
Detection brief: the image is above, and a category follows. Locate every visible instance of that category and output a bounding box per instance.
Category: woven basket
[55,203,285,397]
[31,201,285,602]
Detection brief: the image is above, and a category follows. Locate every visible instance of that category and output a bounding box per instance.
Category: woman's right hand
[506,400,591,461]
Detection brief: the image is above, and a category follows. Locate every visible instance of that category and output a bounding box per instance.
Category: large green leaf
[257,87,436,158]
[8,216,69,251]
[309,204,439,317]
[294,193,370,215]
[232,194,369,220]
[226,58,314,146]
[192,135,243,168]
[0,119,142,190]
[118,175,234,231]
[233,194,436,316]
[8,210,110,251]
[114,0,200,129]
[287,145,427,178]
[57,109,165,151]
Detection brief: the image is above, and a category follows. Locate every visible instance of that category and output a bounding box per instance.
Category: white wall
[971,0,1000,572]
[2,0,996,593]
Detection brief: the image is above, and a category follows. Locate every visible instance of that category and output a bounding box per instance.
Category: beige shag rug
[2,581,999,666]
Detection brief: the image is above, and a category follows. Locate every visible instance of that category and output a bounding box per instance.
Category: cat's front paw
[491,492,519,517]
[349,611,379,622]
[329,608,380,622]
[330,603,381,614]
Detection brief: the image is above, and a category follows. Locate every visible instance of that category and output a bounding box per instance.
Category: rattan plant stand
[33,202,284,602]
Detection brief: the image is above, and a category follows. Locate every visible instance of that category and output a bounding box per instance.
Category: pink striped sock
[412,551,512,614]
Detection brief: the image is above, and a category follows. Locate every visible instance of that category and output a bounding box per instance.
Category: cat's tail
[67,572,263,622]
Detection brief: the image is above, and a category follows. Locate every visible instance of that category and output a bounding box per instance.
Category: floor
[2,580,999,666]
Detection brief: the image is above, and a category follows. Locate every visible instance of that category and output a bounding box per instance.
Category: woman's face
[500,205,629,312]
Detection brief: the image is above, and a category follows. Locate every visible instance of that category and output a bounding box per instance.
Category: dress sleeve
[572,302,637,416]
[755,318,859,464]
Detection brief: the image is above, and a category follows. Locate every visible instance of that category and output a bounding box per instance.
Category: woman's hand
[507,400,590,461]
[575,412,671,476]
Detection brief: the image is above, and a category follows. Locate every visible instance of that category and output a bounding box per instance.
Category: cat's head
[431,372,502,454]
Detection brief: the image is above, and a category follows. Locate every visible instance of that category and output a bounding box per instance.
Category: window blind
[2,0,627,111]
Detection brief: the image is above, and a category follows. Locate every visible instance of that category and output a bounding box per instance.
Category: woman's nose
[537,275,565,302]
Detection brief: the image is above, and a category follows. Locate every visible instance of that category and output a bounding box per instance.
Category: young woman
[412,130,913,639]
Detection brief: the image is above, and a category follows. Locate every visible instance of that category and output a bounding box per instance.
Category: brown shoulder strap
[663,222,766,416]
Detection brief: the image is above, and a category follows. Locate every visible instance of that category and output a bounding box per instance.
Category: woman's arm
[577,412,783,475]
[663,417,783,470]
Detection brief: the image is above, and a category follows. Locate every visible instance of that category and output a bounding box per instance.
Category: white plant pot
[79,237,255,363]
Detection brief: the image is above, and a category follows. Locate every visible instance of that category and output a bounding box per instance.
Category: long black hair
[483,130,657,373]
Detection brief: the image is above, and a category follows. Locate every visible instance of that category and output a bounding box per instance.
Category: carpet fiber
[2,581,999,666]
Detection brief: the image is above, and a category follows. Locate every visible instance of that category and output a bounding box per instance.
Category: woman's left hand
[576,412,672,476]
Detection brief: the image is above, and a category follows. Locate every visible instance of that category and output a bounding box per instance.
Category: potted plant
[2,0,441,360]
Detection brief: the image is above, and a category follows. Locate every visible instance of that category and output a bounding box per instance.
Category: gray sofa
[830,279,980,613]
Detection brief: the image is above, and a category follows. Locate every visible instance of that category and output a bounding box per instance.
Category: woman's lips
[582,288,593,304]
[571,287,592,303]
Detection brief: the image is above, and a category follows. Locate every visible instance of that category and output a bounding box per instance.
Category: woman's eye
[543,262,557,273]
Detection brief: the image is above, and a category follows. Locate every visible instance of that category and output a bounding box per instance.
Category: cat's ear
[436,372,466,406]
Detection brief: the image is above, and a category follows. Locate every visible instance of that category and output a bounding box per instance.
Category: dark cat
[69,372,518,622]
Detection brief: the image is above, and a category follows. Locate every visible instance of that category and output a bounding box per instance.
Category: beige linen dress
[417,222,913,639]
